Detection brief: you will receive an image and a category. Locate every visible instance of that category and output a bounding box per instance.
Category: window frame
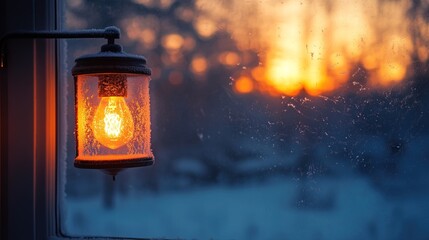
[6,0,422,239]
[0,0,160,239]
[1,0,58,239]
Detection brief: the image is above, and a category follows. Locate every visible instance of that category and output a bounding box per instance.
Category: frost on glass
[76,74,152,160]
[60,0,429,239]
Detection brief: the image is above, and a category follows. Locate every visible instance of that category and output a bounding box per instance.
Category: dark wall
[0,0,57,239]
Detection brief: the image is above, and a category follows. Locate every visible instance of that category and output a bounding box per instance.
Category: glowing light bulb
[92,97,134,149]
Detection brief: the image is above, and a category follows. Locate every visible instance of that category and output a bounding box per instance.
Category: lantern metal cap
[72,42,152,76]
[74,157,154,180]
[74,157,154,169]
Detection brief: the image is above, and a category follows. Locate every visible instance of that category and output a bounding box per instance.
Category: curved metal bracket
[0,26,121,68]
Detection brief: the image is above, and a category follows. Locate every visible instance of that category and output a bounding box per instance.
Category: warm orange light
[219,51,240,66]
[265,59,302,96]
[194,0,415,96]
[162,34,184,51]
[191,56,208,74]
[234,76,254,94]
[92,97,134,149]
[376,62,407,86]
[251,66,265,82]
[194,16,217,38]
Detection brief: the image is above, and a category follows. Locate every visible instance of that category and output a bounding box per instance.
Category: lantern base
[74,155,154,170]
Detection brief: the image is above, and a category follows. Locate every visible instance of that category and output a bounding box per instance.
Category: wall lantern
[1,26,154,178]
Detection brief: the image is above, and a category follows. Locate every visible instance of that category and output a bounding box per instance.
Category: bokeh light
[196,0,416,96]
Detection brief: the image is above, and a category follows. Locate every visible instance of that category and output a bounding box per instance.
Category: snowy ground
[62,176,429,240]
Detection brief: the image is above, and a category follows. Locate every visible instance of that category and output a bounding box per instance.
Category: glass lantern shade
[72,43,153,174]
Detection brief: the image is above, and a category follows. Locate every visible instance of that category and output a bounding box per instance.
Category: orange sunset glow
[111,0,429,96]
[193,0,423,96]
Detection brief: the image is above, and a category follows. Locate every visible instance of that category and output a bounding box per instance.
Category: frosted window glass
[59,1,429,239]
